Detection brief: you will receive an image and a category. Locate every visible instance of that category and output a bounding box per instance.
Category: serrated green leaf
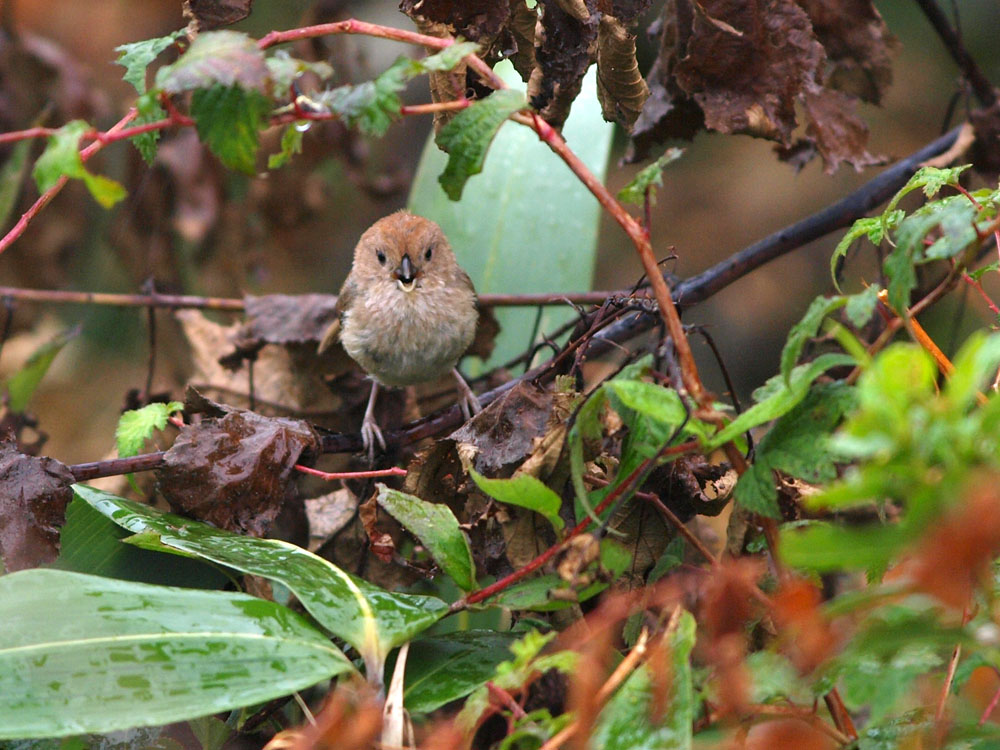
[883,242,917,314]
[882,164,971,240]
[436,89,527,200]
[156,30,267,93]
[781,296,848,382]
[707,353,855,450]
[5,326,78,413]
[617,147,683,206]
[0,569,353,739]
[115,401,183,458]
[115,30,185,94]
[403,631,519,714]
[592,610,696,750]
[131,91,167,164]
[969,261,1000,281]
[191,85,270,174]
[73,486,448,679]
[375,485,476,592]
[469,470,565,532]
[33,121,126,208]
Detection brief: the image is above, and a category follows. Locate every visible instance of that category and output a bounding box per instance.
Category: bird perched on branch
[319,211,481,458]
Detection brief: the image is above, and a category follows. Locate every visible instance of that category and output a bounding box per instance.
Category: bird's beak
[395,254,417,292]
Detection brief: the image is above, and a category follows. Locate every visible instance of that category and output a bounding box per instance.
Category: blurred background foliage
[1,0,999,464]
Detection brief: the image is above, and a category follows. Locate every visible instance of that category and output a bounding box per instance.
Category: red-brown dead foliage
[772,576,841,673]
[263,682,383,750]
[741,718,838,750]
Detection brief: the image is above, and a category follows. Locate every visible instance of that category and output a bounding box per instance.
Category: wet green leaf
[191,85,270,175]
[469,470,565,532]
[116,402,183,458]
[115,30,185,94]
[155,31,267,93]
[73,485,448,679]
[33,122,126,208]
[781,296,848,382]
[375,485,476,592]
[5,326,79,413]
[0,569,353,739]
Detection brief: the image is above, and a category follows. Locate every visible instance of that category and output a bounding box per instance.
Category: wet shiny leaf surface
[0,569,353,739]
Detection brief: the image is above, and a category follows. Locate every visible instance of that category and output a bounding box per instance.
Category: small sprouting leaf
[375,485,477,592]
[115,30,185,94]
[0,568,353,739]
[469,469,565,532]
[131,91,168,164]
[268,123,305,169]
[969,261,999,281]
[5,326,79,413]
[845,285,880,328]
[830,213,902,290]
[436,89,527,200]
[155,30,268,93]
[191,84,271,174]
[881,164,971,239]
[33,121,127,208]
[617,148,683,206]
[781,295,848,383]
[265,50,333,92]
[115,401,184,458]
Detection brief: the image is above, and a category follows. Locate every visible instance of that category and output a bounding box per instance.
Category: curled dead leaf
[596,15,650,130]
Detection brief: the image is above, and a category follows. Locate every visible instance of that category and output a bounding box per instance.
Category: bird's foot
[361,411,386,462]
[453,368,483,422]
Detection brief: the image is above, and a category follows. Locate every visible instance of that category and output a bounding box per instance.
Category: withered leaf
[798,0,896,103]
[183,0,254,31]
[156,395,319,535]
[604,0,653,23]
[527,0,599,129]
[359,492,395,563]
[596,15,649,130]
[399,0,511,42]
[451,381,554,473]
[0,441,74,571]
[800,84,882,173]
[507,0,540,82]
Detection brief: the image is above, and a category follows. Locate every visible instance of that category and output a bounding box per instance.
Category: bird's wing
[317,278,356,354]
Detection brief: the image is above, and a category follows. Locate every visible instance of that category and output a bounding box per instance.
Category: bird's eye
[424,246,433,261]
[376,250,387,265]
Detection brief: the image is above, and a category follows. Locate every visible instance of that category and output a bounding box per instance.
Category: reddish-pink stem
[294,464,406,480]
[961,271,1000,315]
[0,108,138,257]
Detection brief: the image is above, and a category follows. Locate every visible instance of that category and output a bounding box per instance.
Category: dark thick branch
[913,0,997,107]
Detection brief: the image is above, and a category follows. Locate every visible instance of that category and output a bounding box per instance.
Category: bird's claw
[361,411,386,462]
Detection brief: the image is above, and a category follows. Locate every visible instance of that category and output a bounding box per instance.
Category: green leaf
[733,383,855,519]
[32,121,127,208]
[436,89,527,200]
[0,569,353,739]
[844,285,880,328]
[830,214,902,290]
[409,60,614,371]
[265,51,333,92]
[945,331,1000,410]
[54,497,229,589]
[403,630,519,714]
[469,470,565,532]
[5,326,78,412]
[780,521,906,572]
[375,485,477,592]
[115,30,185,94]
[617,148,683,206]
[706,353,856,449]
[781,296,847,382]
[881,164,970,239]
[592,610,696,750]
[0,138,31,229]
[116,401,183,458]
[131,91,168,164]
[73,486,449,678]
[155,30,268,93]
[191,85,271,175]
[969,261,999,282]
[267,123,305,169]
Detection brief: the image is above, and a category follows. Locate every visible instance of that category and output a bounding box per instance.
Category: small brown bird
[319,211,481,457]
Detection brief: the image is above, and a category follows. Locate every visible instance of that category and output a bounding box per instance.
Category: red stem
[294,464,406,480]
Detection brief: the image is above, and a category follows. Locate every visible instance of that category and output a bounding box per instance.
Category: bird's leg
[361,380,386,461]
[452,368,482,421]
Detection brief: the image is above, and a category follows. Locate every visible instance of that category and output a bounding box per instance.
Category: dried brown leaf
[358,491,395,563]
[183,0,254,31]
[799,83,882,173]
[399,0,512,41]
[596,15,650,130]
[0,441,73,571]
[155,392,319,535]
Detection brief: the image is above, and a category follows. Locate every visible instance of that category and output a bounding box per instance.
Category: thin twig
[913,0,997,107]
[294,464,406,480]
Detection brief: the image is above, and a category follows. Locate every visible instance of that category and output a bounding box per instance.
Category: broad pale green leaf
[844,285,879,328]
[33,121,126,208]
[403,630,519,714]
[706,353,856,449]
[115,30,185,94]
[155,30,267,93]
[0,569,353,739]
[469,469,565,532]
[604,379,687,429]
[780,296,847,383]
[945,331,1000,409]
[73,486,448,678]
[54,497,230,590]
[592,610,696,750]
[265,51,333,92]
[116,401,183,458]
[435,89,526,200]
[5,326,78,413]
[780,521,906,572]
[375,485,476,592]
[617,147,683,206]
[191,85,271,175]
[409,60,614,370]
